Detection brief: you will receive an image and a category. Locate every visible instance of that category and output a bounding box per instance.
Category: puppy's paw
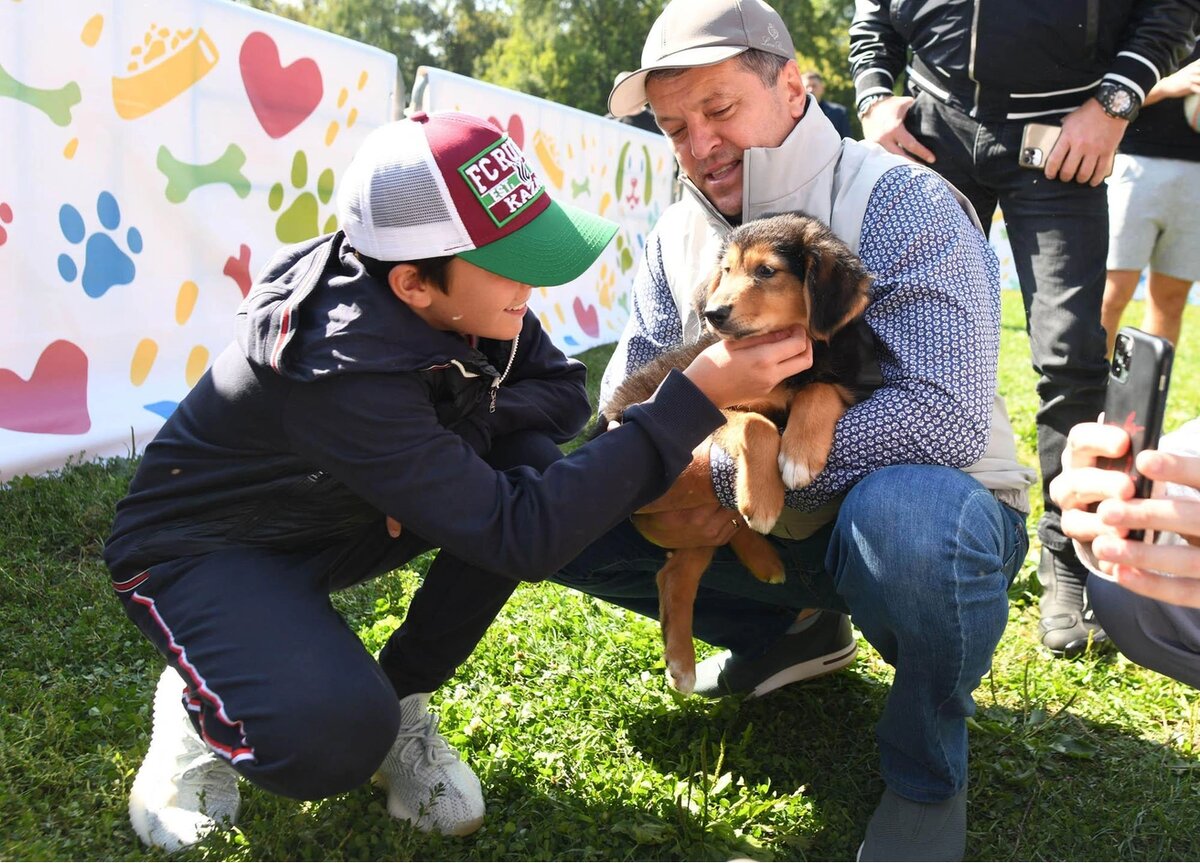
[739,496,783,534]
[779,453,815,490]
[665,661,696,694]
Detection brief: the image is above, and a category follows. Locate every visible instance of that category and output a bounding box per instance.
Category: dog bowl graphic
[112,26,219,120]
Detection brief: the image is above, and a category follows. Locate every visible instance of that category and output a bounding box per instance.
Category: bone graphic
[157,144,251,204]
[0,62,81,127]
[570,177,591,199]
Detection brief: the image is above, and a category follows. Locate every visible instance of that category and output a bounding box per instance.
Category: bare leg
[1102,269,1141,357]
[1143,271,1193,348]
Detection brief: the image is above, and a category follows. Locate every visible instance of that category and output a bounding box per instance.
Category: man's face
[802,75,825,100]
[647,59,806,220]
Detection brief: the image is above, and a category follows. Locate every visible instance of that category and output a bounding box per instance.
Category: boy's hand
[633,503,742,549]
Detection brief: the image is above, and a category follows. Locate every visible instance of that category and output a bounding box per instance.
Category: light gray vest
[657,99,1035,533]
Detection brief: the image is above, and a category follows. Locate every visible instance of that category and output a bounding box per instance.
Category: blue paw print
[57,192,143,298]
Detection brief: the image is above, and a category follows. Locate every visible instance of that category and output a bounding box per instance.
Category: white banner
[412,67,677,356]
[0,0,398,481]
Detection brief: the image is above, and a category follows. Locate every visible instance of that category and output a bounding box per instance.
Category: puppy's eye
[722,265,731,274]
[756,265,775,278]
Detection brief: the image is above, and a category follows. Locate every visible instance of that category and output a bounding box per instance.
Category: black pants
[114,432,563,801]
[905,92,1110,555]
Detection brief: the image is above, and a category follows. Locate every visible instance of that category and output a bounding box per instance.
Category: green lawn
[2,291,1199,861]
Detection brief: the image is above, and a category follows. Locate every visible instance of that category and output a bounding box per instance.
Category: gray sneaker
[691,610,857,699]
[857,786,967,862]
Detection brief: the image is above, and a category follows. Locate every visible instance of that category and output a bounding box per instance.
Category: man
[554,0,1036,858]
[1103,47,1200,355]
[801,70,852,138]
[104,112,813,852]
[849,0,1198,658]
[1051,417,1200,687]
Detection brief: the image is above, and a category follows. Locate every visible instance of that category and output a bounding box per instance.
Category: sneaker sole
[750,640,858,698]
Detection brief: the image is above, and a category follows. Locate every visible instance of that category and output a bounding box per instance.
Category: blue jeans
[904,92,1110,555]
[553,465,1029,801]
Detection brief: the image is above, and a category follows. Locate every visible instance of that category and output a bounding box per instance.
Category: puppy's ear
[803,239,873,340]
[696,243,728,322]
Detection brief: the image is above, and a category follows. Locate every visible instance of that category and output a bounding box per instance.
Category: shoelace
[394,711,459,767]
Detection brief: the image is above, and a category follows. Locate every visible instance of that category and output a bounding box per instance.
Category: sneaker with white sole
[692,610,858,699]
[374,693,485,836]
[129,666,240,852]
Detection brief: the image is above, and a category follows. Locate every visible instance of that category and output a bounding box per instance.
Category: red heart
[240,32,323,139]
[572,297,600,338]
[0,340,91,435]
[487,114,524,150]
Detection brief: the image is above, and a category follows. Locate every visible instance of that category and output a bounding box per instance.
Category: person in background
[103,111,813,852]
[851,0,1198,659]
[1050,418,1200,687]
[561,0,1036,858]
[1102,46,1200,355]
[801,70,852,138]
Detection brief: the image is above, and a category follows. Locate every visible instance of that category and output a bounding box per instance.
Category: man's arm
[711,166,997,514]
[1047,2,1198,185]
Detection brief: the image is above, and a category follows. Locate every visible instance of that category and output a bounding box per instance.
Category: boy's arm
[485,312,591,445]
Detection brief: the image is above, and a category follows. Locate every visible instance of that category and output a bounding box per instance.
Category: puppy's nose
[704,305,732,328]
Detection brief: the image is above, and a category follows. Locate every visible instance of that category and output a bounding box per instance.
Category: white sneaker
[374,693,484,836]
[128,666,240,852]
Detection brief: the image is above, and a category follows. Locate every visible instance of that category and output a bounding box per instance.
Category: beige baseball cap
[608,0,795,117]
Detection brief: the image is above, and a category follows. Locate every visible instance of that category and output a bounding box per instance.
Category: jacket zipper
[489,333,519,413]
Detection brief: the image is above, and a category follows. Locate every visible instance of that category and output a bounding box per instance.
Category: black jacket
[850,0,1199,121]
[104,233,723,582]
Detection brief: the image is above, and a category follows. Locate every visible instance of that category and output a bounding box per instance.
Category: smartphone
[1098,327,1174,540]
[1018,122,1062,169]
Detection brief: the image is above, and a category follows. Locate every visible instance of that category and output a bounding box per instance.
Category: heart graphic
[0,340,91,434]
[240,32,323,139]
[488,113,524,150]
[572,297,600,338]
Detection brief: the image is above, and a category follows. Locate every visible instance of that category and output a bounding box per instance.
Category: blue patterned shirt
[600,165,1000,512]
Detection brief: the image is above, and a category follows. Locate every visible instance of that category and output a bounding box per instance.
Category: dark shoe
[691,610,857,699]
[1037,547,1109,657]
[857,787,967,862]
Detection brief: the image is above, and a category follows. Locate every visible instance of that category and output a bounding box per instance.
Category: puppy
[597,212,872,693]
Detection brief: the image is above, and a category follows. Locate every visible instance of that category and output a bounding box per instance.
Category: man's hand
[1044,99,1126,186]
[1146,58,1200,105]
[1051,421,1200,608]
[860,95,936,164]
[631,448,742,549]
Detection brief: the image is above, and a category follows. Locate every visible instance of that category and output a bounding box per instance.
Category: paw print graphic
[57,191,143,298]
[596,263,616,310]
[614,231,636,274]
[269,151,337,244]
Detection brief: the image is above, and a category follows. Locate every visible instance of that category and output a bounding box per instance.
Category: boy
[104,111,812,851]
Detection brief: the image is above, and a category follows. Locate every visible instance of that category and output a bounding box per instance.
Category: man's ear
[780,61,808,120]
[388,264,432,308]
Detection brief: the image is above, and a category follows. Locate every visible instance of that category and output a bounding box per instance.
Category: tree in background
[234,0,855,121]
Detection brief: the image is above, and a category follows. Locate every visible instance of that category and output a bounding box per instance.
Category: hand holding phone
[1097,327,1174,539]
[1018,122,1062,169]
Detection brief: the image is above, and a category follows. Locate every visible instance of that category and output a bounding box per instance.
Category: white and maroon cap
[336,111,617,287]
[608,0,795,117]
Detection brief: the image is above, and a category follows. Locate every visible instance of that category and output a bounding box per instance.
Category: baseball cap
[608,0,795,117]
[337,111,617,286]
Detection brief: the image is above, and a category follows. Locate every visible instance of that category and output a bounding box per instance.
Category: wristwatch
[857,93,890,120]
[1095,81,1140,122]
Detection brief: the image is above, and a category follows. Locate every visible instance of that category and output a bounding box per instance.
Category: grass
[2,291,1199,861]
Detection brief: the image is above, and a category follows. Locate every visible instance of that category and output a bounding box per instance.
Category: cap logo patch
[459,137,545,228]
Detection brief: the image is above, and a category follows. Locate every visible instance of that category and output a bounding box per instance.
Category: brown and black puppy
[597,212,872,693]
